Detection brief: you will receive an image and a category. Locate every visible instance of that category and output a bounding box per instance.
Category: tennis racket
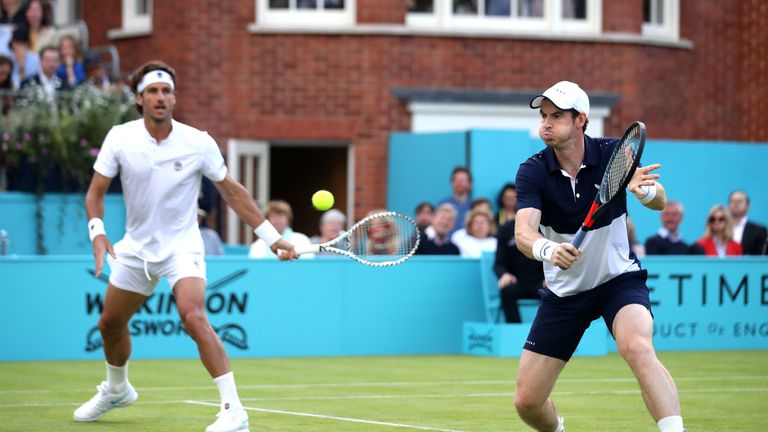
[294,211,420,267]
[571,121,646,248]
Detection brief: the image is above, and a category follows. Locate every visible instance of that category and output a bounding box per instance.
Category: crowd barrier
[0,255,765,361]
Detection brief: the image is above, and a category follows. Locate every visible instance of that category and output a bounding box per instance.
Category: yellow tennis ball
[312,190,334,211]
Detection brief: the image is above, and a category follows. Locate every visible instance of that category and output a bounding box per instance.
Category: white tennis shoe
[73,381,138,422]
[205,406,249,432]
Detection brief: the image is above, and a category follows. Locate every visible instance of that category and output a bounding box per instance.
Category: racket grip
[571,227,587,249]
[294,244,320,255]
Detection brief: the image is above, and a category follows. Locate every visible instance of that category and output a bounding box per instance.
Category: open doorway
[269,145,349,238]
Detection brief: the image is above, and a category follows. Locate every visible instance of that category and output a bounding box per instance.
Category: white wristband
[532,237,557,262]
[88,218,106,242]
[633,184,657,204]
[254,220,281,247]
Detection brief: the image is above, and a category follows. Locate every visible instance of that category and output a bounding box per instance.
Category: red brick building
[77,0,767,240]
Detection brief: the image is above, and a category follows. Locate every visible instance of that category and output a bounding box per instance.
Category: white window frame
[256,0,356,28]
[108,0,152,39]
[226,140,270,245]
[642,0,679,40]
[406,0,601,35]
[54,0,79,26]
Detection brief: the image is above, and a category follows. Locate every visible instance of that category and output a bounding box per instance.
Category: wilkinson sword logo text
[84,269,251,352]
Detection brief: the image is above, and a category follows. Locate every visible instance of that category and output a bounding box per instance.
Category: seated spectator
[361,209,403,256]
[198,206,224,256]
[644,200,703,255]
[83,52,111,91]
[0,25,11,58]
[0,0,26,27]
[310,208,346,255]
[55,34,84,88]
[416,203,460,255]
[453,208,497,258]
[23,0,56,53]
[249,200,313,259]
[494,219,544,323]
[728,190,768,255]
[414,202,433,232]
[451,197,493,245]
[0,54,12,114]
[438,167,472,234]
[20,45,62,101]
[696,204,743,257]
[8,27,39,88]
[496,182,518,226]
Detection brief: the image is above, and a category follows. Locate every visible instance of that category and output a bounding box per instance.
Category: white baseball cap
[530,81,590,117]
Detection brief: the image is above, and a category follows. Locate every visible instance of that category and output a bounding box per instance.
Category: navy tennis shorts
[523,270,651,361]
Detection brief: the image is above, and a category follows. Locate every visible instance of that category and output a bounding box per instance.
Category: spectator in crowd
[415,203,460,255]
[20,45,62,101]
[24,0,56,53]
[453,208,497,258]
[0,0,26,27]
[83,52,112,91]
[451,197,494,245]
[362,209,402,256]
[8,27,39,88]
[310,208,346,255]
[56,34,84,88]
[496,182,518,226]
[249,200,313,259]
[414,201,434,233]
[0,54,12,114]
[198,206,224,256]
[644,200,703,255]
[727,190,767,255]
[438,167,472,234]
[494,219,544,323]
[696,204,742,257]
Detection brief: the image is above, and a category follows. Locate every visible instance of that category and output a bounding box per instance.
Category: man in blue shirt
[438,167,472,233]
[513,81,685,432]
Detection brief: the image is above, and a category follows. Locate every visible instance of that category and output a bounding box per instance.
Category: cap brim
[530,95,545,109]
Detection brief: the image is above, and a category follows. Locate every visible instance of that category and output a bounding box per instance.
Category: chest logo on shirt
[174,161,183,171]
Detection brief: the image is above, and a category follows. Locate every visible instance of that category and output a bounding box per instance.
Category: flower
[79,138,88,147]
[89,148,99,157]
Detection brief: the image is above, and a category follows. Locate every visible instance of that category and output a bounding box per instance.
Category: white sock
[553,416,565,432]
[657,415,684,432]
[106,362,128,393]
[213,372,242,411]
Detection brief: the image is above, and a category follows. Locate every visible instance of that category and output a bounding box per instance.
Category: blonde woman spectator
[453,209,498,258]
[249,200,313,259]
[695,205,742,257]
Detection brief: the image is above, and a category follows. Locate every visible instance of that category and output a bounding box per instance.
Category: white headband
[137,70,175,93]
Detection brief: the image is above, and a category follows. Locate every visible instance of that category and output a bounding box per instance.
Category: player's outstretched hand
[628,163,660,196]
[272,239,299,261]
[552,242,581,270]
[92,235,115,277]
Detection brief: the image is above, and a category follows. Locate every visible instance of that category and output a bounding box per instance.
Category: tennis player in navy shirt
[512,81,685,432]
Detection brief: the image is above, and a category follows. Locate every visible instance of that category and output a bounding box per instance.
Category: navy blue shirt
[515,135,641,297]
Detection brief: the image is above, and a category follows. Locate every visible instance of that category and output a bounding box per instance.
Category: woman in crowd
[453,208,497,258]
[696,204,742,257]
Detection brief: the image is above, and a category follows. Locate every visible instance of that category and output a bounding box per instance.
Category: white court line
[2,387,766,409]
[2,375,766,395]
[184,399,468,432]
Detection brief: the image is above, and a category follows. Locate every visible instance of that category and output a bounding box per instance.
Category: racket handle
[294,244,320,255]
[571,227,587,249]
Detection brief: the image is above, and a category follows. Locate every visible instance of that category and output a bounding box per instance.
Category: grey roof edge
[392,87,621,108]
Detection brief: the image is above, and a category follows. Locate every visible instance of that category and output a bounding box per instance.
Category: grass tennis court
[1,351,766,431]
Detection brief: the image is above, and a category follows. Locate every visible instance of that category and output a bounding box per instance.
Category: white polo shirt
[94,119,228,262]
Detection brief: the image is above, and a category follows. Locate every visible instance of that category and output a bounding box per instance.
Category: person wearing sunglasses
[695,205,743,257]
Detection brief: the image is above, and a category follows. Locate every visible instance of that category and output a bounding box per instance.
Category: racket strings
[602,126,641,201]
[346,214,419,264]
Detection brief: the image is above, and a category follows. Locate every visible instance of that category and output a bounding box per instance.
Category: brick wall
[83,0,768,217]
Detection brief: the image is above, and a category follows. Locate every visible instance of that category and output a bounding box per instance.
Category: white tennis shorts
[107,251,207,296]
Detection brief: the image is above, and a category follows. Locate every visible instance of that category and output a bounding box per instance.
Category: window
[108,0,152,38]
[406,0,600,34]
[54,0,82,26]
[256,0,355,27]
[642,0,679,39]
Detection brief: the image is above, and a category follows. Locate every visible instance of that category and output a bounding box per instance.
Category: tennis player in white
[74,60,298,432]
